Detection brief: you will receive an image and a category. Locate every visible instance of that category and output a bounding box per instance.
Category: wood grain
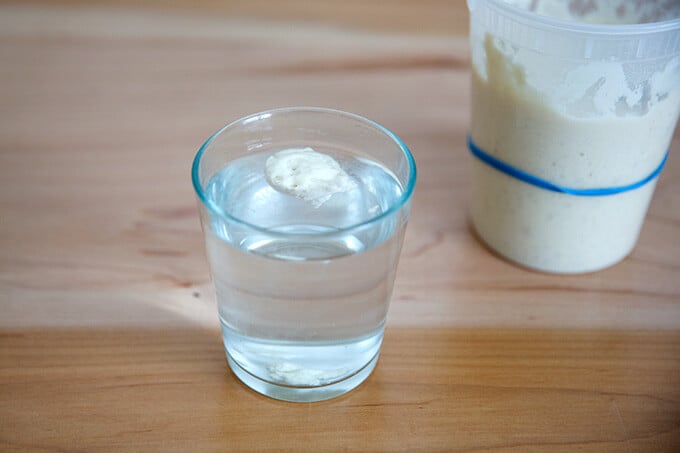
[0,3,679,451]
[1,328,679,452]
[14,0,470,36]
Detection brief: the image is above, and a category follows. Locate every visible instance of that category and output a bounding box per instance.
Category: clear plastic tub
[467,0,680,273]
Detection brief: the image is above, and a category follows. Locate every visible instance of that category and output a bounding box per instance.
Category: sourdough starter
[471,34,680,272]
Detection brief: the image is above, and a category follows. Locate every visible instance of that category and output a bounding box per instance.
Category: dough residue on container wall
[484,34,679,119]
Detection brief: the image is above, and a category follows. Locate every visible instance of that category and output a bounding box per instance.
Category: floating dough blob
[265,147,357,208]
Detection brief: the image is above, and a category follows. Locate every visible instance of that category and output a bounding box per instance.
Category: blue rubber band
[467,136,668,197]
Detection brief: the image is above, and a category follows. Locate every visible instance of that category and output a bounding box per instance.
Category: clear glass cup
[192,107,416,402]
[467,0,680,273]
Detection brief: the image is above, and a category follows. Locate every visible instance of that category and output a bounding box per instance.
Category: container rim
[468,0,680,36]
[191,107,417,238]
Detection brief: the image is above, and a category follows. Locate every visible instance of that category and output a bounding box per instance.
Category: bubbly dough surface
[265,147,357,208]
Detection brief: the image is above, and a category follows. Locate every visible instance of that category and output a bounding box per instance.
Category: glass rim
[191,106,417,238]
[471,0,680,36]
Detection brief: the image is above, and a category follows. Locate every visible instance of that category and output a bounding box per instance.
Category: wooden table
[1,2,679,451]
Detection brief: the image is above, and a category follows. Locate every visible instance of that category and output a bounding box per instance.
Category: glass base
[226,351,379,402]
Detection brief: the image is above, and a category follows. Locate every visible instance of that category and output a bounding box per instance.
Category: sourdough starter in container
[467,0,680,273]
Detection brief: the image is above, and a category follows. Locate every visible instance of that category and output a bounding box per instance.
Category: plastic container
[467,0,680,273]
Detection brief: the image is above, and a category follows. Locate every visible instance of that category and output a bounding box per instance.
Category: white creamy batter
[471,33,680,273]
[265,147,357,208]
